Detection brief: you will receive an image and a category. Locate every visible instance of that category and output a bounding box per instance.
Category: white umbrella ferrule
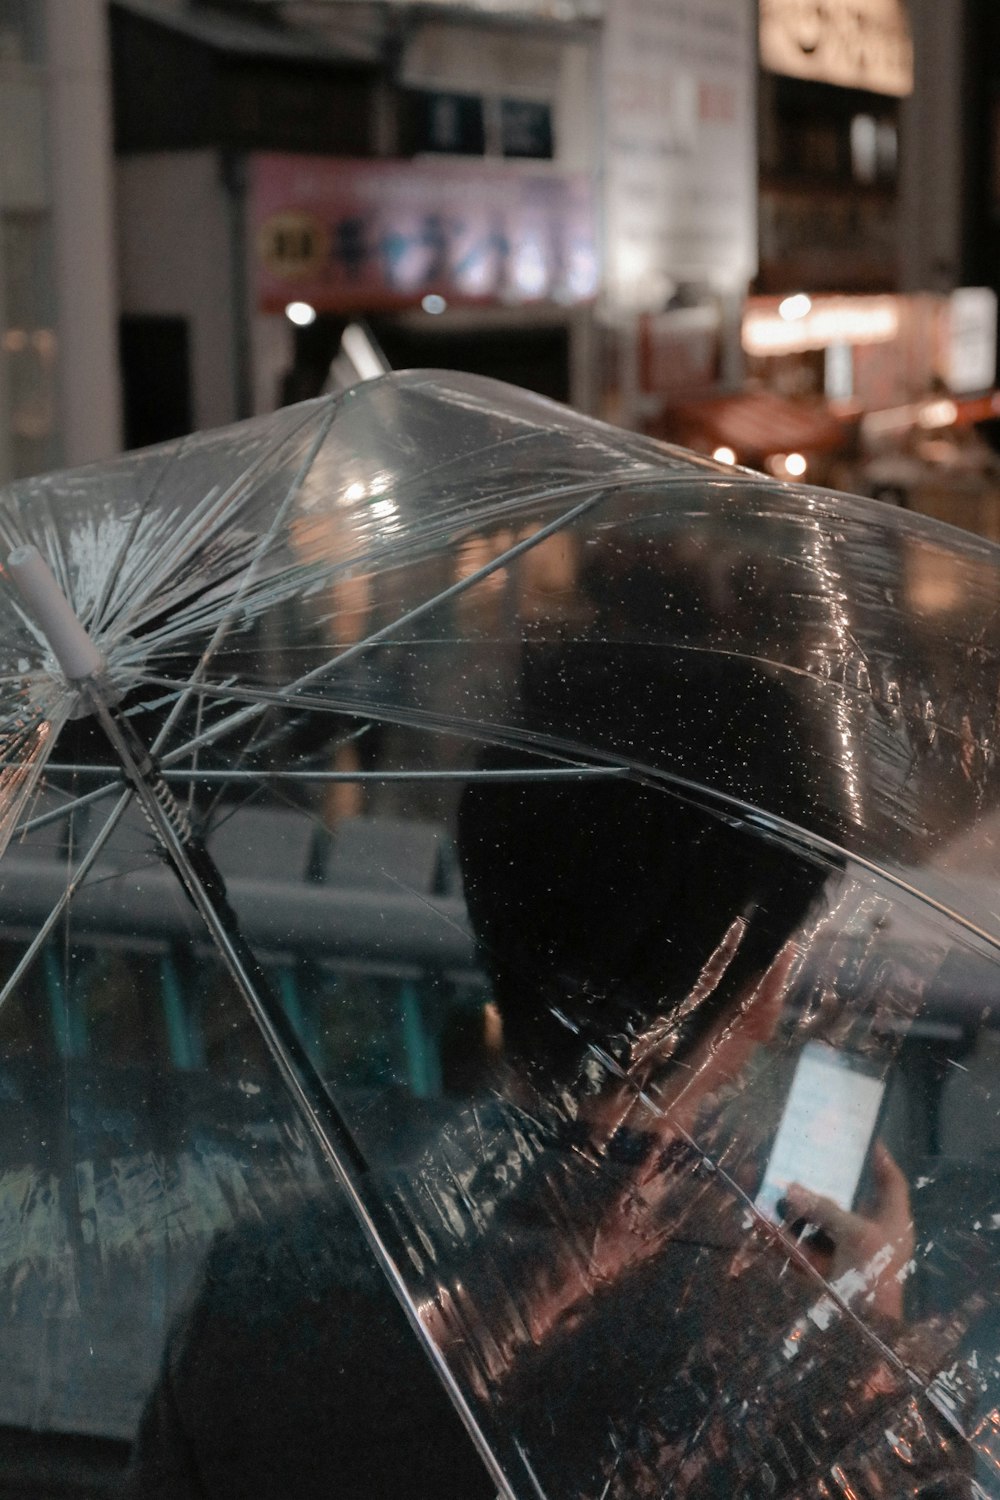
[7,544,107,683]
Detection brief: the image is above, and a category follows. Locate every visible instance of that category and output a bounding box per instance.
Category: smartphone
[755,1041,887,1225]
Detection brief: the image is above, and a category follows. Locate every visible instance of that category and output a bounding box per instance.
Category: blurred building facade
[0,0,121,482]
[3,0,1000,515]
[111,0,601,446]
[646,0,1000,514]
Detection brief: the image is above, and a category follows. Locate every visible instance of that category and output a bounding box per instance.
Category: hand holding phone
[754,1043,913,1318]
[756,1042,887,1227]
[778,1142,914,1319]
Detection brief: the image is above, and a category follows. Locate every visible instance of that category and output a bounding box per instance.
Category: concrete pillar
[898,0,965,292]
[44,0,122,464]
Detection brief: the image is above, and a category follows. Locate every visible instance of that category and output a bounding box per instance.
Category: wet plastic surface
[0,373,999,1496]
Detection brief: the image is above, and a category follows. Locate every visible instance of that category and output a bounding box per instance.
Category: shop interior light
[918,398,959,430]
[285,301,317,327]
[421,294,448,315]
[713,446,737,465]
[779,293,812,322]
[784,453,808,478]
[744,296,900,356]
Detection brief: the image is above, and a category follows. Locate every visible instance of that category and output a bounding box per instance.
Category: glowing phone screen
[756,1042,886,1223]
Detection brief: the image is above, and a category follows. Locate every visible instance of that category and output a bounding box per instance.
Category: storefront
[247,152,599,412]
[598,0,758,429]
[651,285,1000,536]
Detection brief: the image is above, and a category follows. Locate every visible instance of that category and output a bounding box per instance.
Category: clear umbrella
[1,371,1000,1498]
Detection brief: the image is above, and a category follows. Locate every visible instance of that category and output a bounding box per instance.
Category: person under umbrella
[123,646,951,1500]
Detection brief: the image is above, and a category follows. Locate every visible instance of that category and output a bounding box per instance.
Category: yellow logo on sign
[258,212,329,278]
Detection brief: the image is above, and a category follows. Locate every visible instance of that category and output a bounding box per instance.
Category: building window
[851,114,898,185]
[404,89,555,161]
[499,98,553,159]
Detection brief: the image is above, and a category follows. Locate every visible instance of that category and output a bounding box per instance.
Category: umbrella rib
[138,677,629,773]
[13,763,628,784]
[139,484,610,770]
[14,776,128,836]
[90,429,199,635]
[10,763,628,843]
[133,671,1000,961]
[159,402,339,821]
[0,785,135,1015]
[142,403,339,776]
[64,681,522,1500]
[100,402,328,643]
[97,405,326,645]
[307,487,609,685]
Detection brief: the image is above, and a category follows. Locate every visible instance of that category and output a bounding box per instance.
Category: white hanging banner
[944,288,999,397]
[602,0,757,317]
[760,0,913,97]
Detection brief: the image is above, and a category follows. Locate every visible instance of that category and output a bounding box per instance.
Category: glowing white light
[784,452,808,477]
[918,398,959,430]
[454,256,493,296]
[421,294,447,315]
[511,240,549,299]
[713,446,737,466]
[744,296,900,356]
[779,293,812,322]
[563,243,599,301]
[285,301,317,327]
[344,482,366,502]
[370,496,401,535]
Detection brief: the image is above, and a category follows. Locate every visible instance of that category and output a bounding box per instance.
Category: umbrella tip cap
[7,544,107,684]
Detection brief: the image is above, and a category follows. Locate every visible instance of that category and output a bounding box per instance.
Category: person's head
[457,646,837,1091]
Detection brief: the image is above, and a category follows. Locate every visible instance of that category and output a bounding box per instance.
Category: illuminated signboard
[250,154,598,313]
[760,0,913,97]
[743,295,901,356]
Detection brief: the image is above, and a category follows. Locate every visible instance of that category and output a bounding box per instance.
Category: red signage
[249,153,598,314]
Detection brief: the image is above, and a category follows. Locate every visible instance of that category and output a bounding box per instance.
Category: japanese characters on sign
[250,155,598,314]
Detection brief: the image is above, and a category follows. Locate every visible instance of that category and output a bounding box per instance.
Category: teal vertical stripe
[160,955,204,1070]
[400,981,440,1099]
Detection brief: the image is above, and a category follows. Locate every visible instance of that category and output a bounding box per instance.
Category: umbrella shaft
[81,683,369,1181]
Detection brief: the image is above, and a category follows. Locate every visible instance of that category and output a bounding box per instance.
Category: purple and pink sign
[249,153,598,314]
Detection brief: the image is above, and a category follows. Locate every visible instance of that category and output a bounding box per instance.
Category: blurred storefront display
[648,286,1000,538]
[650,387,850,487]
[105,0,1000,543]
[252,155,597,313]
[250,152,598,407]
[600,0,756,317]
[112,0,601,431]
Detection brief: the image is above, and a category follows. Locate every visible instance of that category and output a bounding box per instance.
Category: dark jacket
[126,1101,979,1500]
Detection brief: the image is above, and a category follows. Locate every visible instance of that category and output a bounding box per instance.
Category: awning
[654,390,850,461]
[110,0,381,66]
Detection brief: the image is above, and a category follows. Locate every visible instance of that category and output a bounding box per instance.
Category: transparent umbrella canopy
[2,372,1000,1498]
